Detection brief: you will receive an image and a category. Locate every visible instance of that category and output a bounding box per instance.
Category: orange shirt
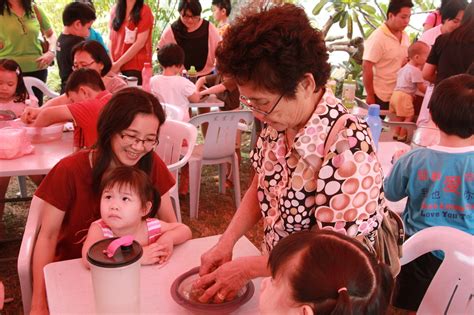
[109,4,154,72]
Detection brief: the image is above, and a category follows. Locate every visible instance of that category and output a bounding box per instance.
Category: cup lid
[87,237,143,268]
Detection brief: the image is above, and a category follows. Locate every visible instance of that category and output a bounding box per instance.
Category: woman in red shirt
[109,0,154,84]
[30,88,177,314]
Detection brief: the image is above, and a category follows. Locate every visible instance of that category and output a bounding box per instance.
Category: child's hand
[391,149,409,164]
[141,240,173,265]
[20,107,41,124]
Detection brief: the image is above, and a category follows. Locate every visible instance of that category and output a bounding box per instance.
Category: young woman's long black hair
[112,0,144,31]
[0,0,32,16]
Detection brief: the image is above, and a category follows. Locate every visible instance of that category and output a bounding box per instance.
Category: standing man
[363,0,413,109]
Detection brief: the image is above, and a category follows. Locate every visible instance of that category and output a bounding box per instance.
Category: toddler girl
[0,59,29,119]
[82,166,192,266]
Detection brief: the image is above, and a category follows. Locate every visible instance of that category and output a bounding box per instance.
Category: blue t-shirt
[384,145,474,259]
[87,28,109,53]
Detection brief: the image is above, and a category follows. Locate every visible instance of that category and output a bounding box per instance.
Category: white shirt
[150,75,196,121]
[420,24,442,48]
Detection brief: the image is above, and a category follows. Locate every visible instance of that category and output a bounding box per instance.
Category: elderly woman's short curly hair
[216,4,331,98]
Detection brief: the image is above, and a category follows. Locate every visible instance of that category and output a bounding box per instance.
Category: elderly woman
[195,4,385,303]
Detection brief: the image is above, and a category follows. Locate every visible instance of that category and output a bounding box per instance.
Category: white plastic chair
[188,110,254,219]
[400,226,474,315]
[23,76,60,100]
[155,120,197,221]
[162,103,186,122]
[17,196,44,315]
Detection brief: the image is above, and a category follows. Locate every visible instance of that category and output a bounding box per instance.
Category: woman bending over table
[195,4,386,303]
[30,88,177,314]
[43,40,126,107]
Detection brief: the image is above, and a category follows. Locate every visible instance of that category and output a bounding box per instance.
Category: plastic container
[188,66,198,84]
[87,236,142,314]
[0,127,34,159]
[342,74,356,109]
[23,123,64,143]
[126,76,138,87]
[366,104,382,151]
[170,266,254,314]
[141,62,153,92]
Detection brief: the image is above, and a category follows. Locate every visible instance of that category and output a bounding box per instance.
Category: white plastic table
[190,94,224,108]
[378,141,411,214]
[44,235,262,315]
[0,132,73,177]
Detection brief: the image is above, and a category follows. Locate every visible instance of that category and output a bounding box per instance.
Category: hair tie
[15,67,20,75]
[338,287,348,294]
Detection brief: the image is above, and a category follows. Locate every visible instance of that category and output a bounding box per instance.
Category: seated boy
[389,41,429,142]
[21,68,111,151]
[150,43,200,121]
[57,2,96,93]
[384,74,474,312]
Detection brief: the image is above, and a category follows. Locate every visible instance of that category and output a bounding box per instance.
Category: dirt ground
[0,133,262,314]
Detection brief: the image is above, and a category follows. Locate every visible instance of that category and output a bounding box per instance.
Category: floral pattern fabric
[251,90,385,253]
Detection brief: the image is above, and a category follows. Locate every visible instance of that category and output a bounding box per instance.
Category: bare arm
[42,94,71,108]
[416,82,427,94]
[200,83,226,96]
[35,29,57,68]
[187,91,201,103]
[30,202,65,314]
[422,63,437,83]
[81,223,105,268]
[362,60,376,105]
[159,221,192,245]
[111,30,150,73]
[32,105,73,127]
[157,192,177,223]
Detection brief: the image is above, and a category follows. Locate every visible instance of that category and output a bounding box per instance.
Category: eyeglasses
[72,61,95,70]
[181,13,200,21]
[120,133,158,149]
[240,93,284,116]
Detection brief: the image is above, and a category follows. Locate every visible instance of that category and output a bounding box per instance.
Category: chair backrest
[17,196,44,315]
[156,120,197,173]
[23,77,60,99]
[161,103,186,122]
[189,110,254,160]
[400,226,474,315]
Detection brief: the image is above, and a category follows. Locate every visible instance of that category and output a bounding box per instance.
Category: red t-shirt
[67,90,112,149]
[35,150,175,261]
[109,4,154,72]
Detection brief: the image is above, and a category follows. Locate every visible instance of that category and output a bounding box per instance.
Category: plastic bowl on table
[20,122,64,143]
[170,266,255,314]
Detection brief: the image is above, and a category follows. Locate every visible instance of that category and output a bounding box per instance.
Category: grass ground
[0,132,262,314]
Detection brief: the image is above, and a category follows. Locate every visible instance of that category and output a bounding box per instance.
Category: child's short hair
[158,44,185,68]
[0,59,28,103]
[62,2,96,26]
[407,41,429,59]
[65,68,105,94]
[99,166,161,219]
[212,0,231,16]
[268,230,393,314]
[429,74,474,139]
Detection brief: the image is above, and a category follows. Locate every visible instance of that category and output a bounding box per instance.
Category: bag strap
[386,207,406,258]
[33,4,46,37]
[323,113,353,156]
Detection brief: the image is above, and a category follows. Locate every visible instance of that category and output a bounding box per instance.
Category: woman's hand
[35,51,55,69]
[195,257,252,303]
[199,242,233,277]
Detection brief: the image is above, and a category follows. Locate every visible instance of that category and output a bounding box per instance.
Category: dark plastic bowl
[170,267,255,314]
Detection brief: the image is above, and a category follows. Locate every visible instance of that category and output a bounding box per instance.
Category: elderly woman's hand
[199,242,233,277]
[195,257,252,303]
